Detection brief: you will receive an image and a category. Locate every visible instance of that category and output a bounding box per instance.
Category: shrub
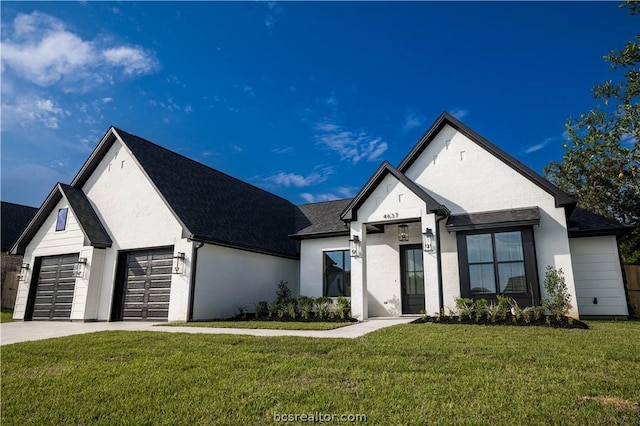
[455,298,475,320]
[276,280,292,304]
[485,303,499,322]
[284,299,297,318]
[297,296,314,319]
[496,295,511,320]
[267,300,280,318]
[253,301,268,318]
[314,297,333,319]
[336,296,351,319]
[541,266,572,318]
[475,299,488,321]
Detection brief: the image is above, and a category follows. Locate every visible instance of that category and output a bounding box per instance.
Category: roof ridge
[298,198,353,207]
[113,127,297,207]
[0,200,38,209]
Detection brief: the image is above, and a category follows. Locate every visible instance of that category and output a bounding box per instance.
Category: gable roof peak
[398,112,577,208]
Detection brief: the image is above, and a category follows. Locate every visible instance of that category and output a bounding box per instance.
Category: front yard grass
[2,321,639,425]
[160,320,352,330]
[1,308,14,323]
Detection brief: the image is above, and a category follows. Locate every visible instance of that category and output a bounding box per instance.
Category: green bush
[541,266,572,317]
[276,280,292,304]
[253,301,268,318]
[297,296,315,319]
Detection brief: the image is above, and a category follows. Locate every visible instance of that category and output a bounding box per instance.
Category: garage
[29,254,79,320]
[114,247,173,321]
[570,236,628,317]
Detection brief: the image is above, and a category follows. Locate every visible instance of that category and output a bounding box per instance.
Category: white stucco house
[11,112,631,322]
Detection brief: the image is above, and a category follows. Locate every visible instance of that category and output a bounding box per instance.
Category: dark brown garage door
[30,254,78,320]
[121,248,173,320]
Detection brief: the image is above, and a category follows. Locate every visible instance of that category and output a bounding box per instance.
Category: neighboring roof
[567,207,633,237]
[11,184,112,254]
[340,161,449,222]
[113,128,301,258]
[1,202,37,252]
[446,207,541,232]
[398,112,577,208]
[290,199,352,239]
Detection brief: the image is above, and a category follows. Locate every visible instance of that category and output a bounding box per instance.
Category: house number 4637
[383,213,399,219]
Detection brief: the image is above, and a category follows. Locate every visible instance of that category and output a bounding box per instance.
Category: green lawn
[1,308,14,323]
[160,320,353,330]
[2,321,639,425]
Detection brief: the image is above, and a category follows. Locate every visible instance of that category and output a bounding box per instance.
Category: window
[323,250,351,297]
[56,208,68,231]
[458,227,539,305]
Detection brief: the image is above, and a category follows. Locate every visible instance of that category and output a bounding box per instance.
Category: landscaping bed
[412,314,589,329]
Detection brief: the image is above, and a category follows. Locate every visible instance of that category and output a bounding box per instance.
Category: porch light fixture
[173,252,186,274]
[349,235,360,257]
[422,228,435,252]
[72,258,88,278]
[398,224,409,242]
[18,263,29,281]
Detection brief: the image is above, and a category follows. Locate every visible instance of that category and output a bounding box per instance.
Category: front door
[400,245,425,314]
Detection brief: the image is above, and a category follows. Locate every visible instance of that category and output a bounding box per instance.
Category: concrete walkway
[0,317,416,346]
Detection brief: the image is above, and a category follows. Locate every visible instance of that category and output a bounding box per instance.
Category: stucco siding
[80,138,187,320]
[300,236,349,298]
[193,244,299,320]
[13,199,85,320]
[570,236,628,317]
[402,125,579,316]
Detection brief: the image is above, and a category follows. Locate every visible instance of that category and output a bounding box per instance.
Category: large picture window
[458,227,539,306]
[323,250,351,297]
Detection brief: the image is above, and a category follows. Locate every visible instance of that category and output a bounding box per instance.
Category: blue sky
[1,1,637,207]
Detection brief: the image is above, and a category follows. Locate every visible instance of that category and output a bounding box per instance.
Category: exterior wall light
[423,228,435,252]
[18,263,30,281]
[173,252,186,274]
[398,224,409,242]
[349,235,360,257]
[73,258,88,278]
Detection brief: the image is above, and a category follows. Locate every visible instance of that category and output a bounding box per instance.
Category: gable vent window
[56,208,68,231]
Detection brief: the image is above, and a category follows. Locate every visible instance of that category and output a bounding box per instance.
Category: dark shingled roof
[114,128,302,258]
[291,199,352,239]
[10,184,112,254]
[1,202,37,252]
[568,207,633,237]
[58,184,113,249]
[447,207,541,231]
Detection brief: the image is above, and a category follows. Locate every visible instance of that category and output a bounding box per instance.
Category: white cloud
[272,146,294,154]
[1,96,69,129]
[231,145,243,153]
[523,137,553,154]
[300,192,341,203]
[314,120,388,164]
[336,187,358,198]
[265,15,276,28]
[262,166,334,188]
[102,97,113,104]
[450,108,469,120]
[403,112,424,131]
[242,86,255,97]
[1,11,158,91]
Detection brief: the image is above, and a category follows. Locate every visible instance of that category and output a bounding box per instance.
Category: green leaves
[545,2,640,264]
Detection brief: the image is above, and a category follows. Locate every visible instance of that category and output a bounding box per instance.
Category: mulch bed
[226,313,359,323]
[412,315,589,329]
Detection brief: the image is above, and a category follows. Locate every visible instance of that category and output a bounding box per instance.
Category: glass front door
[400,245,425,314]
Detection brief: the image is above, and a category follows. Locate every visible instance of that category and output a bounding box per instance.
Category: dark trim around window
[323,250,351,298]
[55,208,68,232]
[457,226,540,307]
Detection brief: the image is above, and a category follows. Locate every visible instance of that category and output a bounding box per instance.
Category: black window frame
[55,208,68,232]
[323,250,351,298]
[457,226,540,307]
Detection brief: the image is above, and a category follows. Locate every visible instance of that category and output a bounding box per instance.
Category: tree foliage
[545,1,640,264]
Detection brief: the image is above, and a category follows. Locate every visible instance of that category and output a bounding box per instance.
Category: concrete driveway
[0,317,416,346]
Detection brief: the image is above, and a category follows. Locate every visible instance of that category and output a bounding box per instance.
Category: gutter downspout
[187,240,205,322]
[436,210,449,313]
